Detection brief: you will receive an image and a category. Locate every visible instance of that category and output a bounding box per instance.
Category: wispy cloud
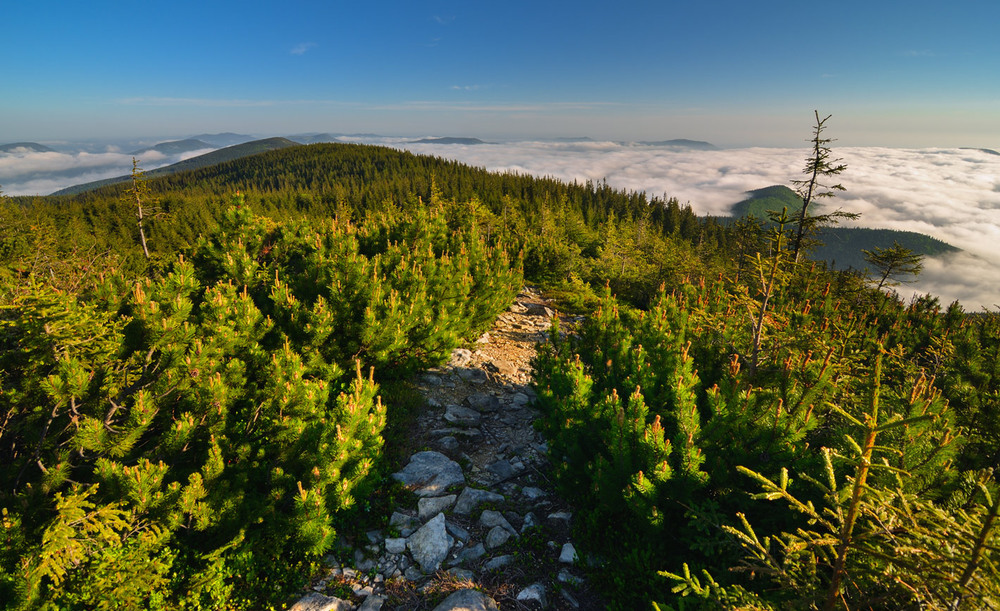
[450,85,484,91]
[290,42,316,56]
[433,15,455,25]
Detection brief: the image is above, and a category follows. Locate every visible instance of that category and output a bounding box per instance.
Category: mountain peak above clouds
[0,142,55,153]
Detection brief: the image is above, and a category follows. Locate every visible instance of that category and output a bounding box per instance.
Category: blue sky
[3,0,999,147]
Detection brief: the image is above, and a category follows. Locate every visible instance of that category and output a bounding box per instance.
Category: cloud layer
[4,138,998,310]
[391,140,1000,310]
[0,147,216,196]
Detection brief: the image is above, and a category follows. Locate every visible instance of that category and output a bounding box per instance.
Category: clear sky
[3,0,999,147]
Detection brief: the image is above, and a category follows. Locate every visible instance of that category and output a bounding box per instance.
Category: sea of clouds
[0,145,215,196]
[382,139,1000,311]
[3,138,998,310]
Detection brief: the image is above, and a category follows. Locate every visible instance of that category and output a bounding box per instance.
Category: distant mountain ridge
[129,139,214,156]
[288,133,343,144]
[188,133,255,147]
[0,142,55,153]
[410,137,488,145]
[728,184,959,271]
[52,137,299,195]
[639,139,719,150]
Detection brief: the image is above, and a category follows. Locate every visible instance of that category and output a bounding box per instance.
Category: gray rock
[358,595,386,611]
[404,565,424,581]
[521,511,538,532]
[289,592,352,611]
[454,487,505,515]
[385,537,407,554]
[510,392,531,406]
[447,567,477,581]
[449,348,473,367]
[437,435,459,451]
[389,511,421,537]
[503,510,523,531]
[521,486,547,500]
[558,568,584,586]
[559,542,578,564]
[456,367,488,384]
[561,589,581,609]
[516,583,548,608]
[446,520,470,543]
[524,303,556,318]
[486,459,518,481]
[421,373,442,386]
[392,451,465,497]
[444,405,482,427]
[480,510,516,535]
[465,392,501,412]
[484,525,511,549]
[449,541,486,566]
[476,332,491,344]
[407,513,451,573]
[431,589,499,611]
[547,511,572,525]
[418,495,456,521]
[482,554,514,571]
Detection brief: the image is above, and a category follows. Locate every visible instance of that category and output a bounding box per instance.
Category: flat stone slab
[456,367,488,383]
[444,404,482,427]
[465,392,501,412]
[486,459,519,481]
[454,487,505,515]
[290,592,352,611]
[432,589,499,611]
[392,451,465,497]
[418,495,457,521]
[483,554,513,571]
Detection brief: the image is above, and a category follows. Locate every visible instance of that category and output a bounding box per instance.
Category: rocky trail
[290,288,603,611]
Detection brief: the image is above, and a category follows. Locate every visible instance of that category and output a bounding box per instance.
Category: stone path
[290,288,601,610]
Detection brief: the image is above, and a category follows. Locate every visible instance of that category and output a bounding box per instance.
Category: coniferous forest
[2,135,1000,609]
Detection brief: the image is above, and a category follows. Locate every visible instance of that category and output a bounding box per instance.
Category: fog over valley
[3,136,998,310]
[391,139,1000,311]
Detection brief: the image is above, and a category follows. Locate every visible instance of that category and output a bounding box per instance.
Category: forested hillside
[2,140,999,610]
[730,184,959,271]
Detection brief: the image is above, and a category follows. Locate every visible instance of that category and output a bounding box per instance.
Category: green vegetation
[2,126,999,610]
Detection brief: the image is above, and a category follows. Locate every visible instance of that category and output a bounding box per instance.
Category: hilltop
[0,141,55,153]
[729,184,959,270]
